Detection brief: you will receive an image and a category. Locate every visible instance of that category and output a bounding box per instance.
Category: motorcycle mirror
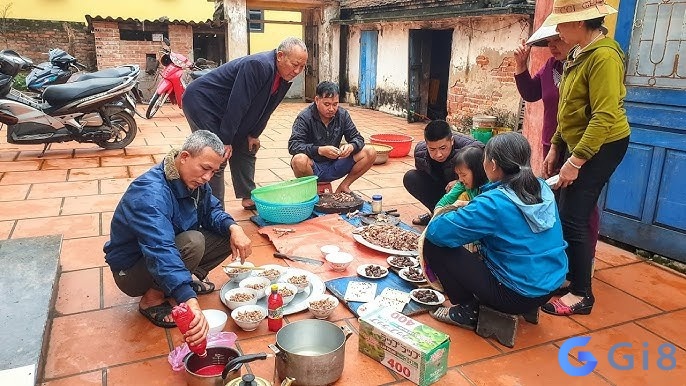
[163,37,171,47]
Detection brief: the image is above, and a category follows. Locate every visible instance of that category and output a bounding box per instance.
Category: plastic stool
[317,182,333,194]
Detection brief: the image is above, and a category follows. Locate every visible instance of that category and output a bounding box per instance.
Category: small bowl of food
[282,272,310,293]
[387,255,419,269]
[265,282,298,305]
[254,265,286,283]
[202,309,228,334]
[320,244,340,257]
[223,287,258,310]
[308,294,339,319]
[325,252,354,272]
[238,276,272,300]
[231,305,267,331]
[223,261,255,282]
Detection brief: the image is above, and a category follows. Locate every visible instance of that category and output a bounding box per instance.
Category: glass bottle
[371,194,383,213]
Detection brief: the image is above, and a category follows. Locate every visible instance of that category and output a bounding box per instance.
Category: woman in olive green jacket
[539,0,631,316]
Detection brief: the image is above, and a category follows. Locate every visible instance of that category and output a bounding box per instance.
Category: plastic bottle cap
[372,194,382,200]
[271,284,279,292]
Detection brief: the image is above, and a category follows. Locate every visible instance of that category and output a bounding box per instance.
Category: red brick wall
[92,22,193,70]
[0,18,96,69]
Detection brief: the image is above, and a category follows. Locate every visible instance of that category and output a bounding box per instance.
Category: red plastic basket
[369,134,414,157]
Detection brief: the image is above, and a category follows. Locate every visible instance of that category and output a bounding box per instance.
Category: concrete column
[522,0,554,174]
[223,0,248,60]
[319,2,341,83]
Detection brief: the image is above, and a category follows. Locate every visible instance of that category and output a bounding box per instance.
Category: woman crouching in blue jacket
[425,132,568,329]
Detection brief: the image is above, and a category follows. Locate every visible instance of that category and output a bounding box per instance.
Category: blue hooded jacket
[425,179,568,297]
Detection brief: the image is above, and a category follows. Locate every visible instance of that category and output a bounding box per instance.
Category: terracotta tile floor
[2,103,684,386]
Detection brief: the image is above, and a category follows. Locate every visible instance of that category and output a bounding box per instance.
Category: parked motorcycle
[0,50,139,155]
[25,48,86,92]
[146,38,213,119]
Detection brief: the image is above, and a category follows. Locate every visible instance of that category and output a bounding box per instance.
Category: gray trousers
[113,230,231,298]
[184,108,256,205]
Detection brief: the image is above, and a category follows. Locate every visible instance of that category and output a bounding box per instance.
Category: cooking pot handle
[268,344,283,357]
[221,353,268,380]
[340,325,353,342]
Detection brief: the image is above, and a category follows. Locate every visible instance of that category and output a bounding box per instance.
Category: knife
[273,253,324,266]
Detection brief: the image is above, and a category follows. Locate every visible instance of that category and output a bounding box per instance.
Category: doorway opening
[193,32,226,65]
[408,29,453,122]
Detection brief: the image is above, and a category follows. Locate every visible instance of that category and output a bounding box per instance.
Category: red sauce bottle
[267,284,283,332]
[171,302,207,357]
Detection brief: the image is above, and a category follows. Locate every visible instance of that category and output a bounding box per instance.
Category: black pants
[423,240,552,315]
[403,170,446,212]
[558,137,629,297]
[184,106,257,206]
[112,230,230,298]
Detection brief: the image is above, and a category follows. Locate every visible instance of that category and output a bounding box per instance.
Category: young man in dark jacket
[403,120,479,225]
[104,131,252,340]
[182,37,308,210]
[288,81,376,193]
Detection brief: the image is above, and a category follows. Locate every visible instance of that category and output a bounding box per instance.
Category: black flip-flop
[138,301,176,328]
[242,204,257,211]
[190,279,216,295]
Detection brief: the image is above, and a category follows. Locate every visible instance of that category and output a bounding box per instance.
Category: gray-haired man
[104,131,252,343]
[182,37,308,210]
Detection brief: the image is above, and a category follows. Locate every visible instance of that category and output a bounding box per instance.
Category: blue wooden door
[600,0,686,261]
[359,30,378,107]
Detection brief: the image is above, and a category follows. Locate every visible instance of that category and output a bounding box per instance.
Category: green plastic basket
[250,176,318,204]
[252,195,319,224]
[470,128,493,144]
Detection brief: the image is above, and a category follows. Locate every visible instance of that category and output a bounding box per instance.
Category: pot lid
[225,374,271,386]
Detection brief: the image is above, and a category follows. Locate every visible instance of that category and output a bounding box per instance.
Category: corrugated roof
[85,15,225,29]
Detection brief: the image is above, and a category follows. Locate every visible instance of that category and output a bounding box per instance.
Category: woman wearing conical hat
[540,0,631,316]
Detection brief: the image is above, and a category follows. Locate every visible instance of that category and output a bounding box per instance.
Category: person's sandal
[190,279,216,295]
[541,295,594,316]
[412,213,432,226]
[138,301,176,328]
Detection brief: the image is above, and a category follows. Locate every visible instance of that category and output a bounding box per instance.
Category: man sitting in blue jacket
[288,81,376,193]
[104,131,252,342]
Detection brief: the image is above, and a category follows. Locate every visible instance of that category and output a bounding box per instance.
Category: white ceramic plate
[357,264,389,279]
[352,227,419,257]
[399,267,427,283]
[386,255,419,269]
[221,267,325,316]
[410,289,446,306]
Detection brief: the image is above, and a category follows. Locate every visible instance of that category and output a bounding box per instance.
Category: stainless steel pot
[269,320,353,386]
[183,346,268,386]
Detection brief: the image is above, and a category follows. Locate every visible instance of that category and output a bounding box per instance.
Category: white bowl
[223,287,259,310]
[223,261,255,282]
[202,309,228,334]
[307,294,339,319]
[325,252,354,272]
[320,244,340,257]
[264,282,298,305]
[238,276,272,300]
[281,272,310,293]
[253,265,286,283]
[231,305,267,332]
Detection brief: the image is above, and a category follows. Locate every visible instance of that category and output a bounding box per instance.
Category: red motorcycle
[146,38,205,119]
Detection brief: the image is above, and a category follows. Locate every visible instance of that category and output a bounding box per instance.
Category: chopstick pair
[222,265,265,270]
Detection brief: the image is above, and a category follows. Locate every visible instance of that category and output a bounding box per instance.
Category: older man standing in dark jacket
[404,120,479,225]
[182,37,308,210]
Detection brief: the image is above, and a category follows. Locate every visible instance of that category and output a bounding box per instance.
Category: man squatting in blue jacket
[182,37,308,210]
[104,131,252,349]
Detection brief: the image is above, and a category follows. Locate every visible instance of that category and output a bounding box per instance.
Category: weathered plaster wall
[446,16,530,125]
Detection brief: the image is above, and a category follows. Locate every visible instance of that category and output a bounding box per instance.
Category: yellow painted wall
[605,0,619,38]
[5,0,215,23]
[249,10,302,54]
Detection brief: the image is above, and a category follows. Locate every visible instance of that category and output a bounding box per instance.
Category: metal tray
[352,233,418,256]
[219,267,326,315]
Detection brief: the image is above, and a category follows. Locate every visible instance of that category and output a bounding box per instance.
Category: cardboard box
[358,307,450,386]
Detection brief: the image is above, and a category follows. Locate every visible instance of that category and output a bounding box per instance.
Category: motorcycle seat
[78,67,135,81]
[190,69,212,80]
[43,77,125,105]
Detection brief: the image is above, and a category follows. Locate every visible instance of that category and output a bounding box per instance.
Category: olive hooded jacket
[552,37,631,160]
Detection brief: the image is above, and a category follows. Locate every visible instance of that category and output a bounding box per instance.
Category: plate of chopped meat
[386,255,419,269]
[357,264,389,279]
[399,267,427,283]
[352,225,419,256]
[410,289,445,306]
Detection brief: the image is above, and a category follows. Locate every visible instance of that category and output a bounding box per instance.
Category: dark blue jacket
[182,50,291,145]
[413,134,480,182]
[288,103,366,163]
[104,158,236,303]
